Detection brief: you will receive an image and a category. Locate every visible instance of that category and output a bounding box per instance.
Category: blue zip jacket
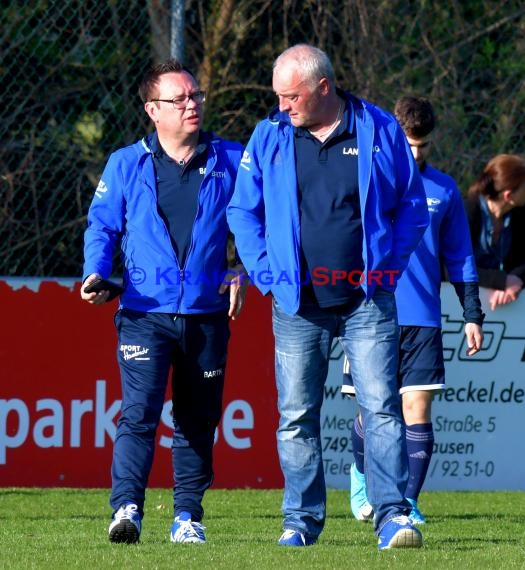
[83,132,243,313]
[395,165,478,327]
[226,93,429,315]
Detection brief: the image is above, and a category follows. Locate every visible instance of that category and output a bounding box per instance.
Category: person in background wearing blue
[464,154,525,311]
[81,60,246,544]
[227,45,429,550]
[343,96,484,524]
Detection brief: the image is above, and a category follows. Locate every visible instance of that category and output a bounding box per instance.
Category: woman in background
[465,154,525,310]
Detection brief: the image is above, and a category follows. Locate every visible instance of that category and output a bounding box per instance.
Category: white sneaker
[108,503,141,544]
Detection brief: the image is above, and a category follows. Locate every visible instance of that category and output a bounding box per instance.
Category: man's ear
[144,101,158,123]
[318,77,330,96]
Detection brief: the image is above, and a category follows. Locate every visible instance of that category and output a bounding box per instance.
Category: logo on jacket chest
[199,167,226,178]
[427,197,441,213]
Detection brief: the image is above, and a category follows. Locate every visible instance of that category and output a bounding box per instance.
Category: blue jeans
[272,291,410,537]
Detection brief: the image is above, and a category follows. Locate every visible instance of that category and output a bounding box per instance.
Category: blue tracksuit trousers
[110,308,230,521]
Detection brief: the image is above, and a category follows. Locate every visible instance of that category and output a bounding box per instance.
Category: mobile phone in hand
[84,278,124,301]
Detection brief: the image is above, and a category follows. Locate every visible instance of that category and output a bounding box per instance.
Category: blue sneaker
[377,515,423,550]
[170,511,206,543]
[108,503,141,544]
[350,463,374,521]
[278,529,316,546]
[407,498,426,525]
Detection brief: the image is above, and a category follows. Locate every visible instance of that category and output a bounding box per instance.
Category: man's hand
[465,322,483,356]
[80,273,110,305]
[219,264,250,320]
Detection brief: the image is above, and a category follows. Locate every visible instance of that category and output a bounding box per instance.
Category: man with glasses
[227,44,428,550]
[81,60,245,544]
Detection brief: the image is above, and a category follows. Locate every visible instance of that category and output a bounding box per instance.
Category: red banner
[0,279,282,488]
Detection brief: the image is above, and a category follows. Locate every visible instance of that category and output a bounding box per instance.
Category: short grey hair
[273,44,335,90]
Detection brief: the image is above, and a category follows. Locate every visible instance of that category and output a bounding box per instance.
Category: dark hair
[138,59,196,103]
[468,154,525,200]
[394,96,435,138]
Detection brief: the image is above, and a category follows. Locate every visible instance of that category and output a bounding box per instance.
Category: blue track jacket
[395,165,478,327]
[83,133,243,313]
[226,93,429,315]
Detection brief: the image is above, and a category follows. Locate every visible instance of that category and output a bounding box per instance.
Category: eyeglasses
[150,91,206,109]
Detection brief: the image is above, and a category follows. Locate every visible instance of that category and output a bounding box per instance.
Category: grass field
[2,488,524,569]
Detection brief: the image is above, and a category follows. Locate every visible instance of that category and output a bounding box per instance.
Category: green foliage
[1,488,525,569]
[0,0,151,275]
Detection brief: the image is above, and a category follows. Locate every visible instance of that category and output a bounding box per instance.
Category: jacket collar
[268,88,359,134]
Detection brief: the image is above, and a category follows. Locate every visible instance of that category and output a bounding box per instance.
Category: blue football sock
[406,422,434,500]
